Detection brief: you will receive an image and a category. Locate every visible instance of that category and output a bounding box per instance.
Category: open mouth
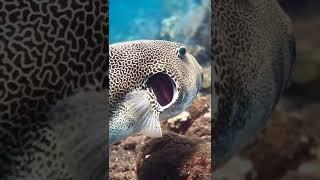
[146,72,177,108]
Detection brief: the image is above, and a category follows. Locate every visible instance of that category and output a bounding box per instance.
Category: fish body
[0,0,107,179]
[212,0,295,167]
[109,40,203,144]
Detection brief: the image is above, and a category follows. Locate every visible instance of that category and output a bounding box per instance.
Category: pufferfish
[212,0,296,167]
[109,40,203,144]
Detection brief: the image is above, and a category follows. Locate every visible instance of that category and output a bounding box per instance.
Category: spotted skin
[212,0,296,167]
[109,40,203,144]
[0,0,107,179]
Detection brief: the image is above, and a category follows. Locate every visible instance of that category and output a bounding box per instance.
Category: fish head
[142,41,203,120]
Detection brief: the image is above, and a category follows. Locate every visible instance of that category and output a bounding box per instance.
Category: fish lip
[145,72,179,111]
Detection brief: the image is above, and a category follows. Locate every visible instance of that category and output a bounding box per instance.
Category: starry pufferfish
[109,40,203,144]
[212,0,296,168]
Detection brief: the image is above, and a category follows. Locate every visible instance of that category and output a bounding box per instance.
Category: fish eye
[178,46,186,59]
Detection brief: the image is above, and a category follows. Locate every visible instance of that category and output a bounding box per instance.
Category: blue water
[109,0,202,44]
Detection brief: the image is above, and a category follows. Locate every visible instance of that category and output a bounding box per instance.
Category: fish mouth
[146,72,177,109]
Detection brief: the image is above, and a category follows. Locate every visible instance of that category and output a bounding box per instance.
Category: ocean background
[109,0,210,65]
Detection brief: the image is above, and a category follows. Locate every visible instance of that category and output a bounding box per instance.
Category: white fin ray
[123,90,162,138]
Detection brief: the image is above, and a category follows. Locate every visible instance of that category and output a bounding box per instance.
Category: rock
[136,132,211,180]
[185,111,211,139]
[181,142,211,180]
[167,111,192,133]
[123,142,137,151]
[201,66,212,92]
[164,94,210,135]
[109,135,142,180]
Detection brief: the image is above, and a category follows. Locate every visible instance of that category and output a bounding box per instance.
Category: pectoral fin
[109,90,162,144]
[124,90,162,138]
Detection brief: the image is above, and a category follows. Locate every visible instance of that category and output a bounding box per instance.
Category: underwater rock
[201,66,212,92]
[165,94,210,134]
[167,111,192,133]
[136,132,211,180]
[109,135,141,179]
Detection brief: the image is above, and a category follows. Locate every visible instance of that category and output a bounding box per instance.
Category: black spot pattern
[212,0,296,167]
[0,0,107,179]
